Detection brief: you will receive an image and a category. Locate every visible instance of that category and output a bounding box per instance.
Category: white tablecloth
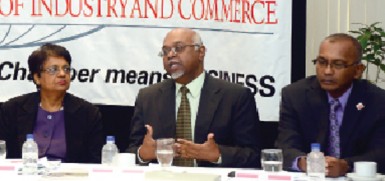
[0,159,349,181]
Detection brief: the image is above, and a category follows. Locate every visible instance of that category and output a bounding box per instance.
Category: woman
[0,43,104,163]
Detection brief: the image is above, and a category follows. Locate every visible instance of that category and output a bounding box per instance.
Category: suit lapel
[17,93,39,149]
[307,79,330,148]
[194,75,222,143]
[19,93,39,135]
[156,79,176,139]
[340,80,366,152]
[19,107,37,135]
[63,93,80,149]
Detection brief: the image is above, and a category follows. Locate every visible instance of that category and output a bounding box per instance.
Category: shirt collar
[175,72,205,98]
[327,84,353,110]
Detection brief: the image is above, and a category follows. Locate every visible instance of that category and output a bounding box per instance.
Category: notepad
[144,170,221,181]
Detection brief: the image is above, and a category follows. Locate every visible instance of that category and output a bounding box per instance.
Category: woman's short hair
[28,43,71,88]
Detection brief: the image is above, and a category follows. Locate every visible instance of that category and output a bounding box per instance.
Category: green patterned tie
[173,86,194,167]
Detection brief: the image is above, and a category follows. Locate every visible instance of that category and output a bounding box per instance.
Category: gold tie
[173,86,194,166]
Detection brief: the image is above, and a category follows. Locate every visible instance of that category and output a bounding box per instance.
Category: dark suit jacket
[127,73,261,168]
[275,76,385,173]
[0,92,104,163]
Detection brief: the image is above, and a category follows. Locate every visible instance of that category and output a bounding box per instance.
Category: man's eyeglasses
[41,65,72,75]
[312,58,359,70]
[158,44,200,57]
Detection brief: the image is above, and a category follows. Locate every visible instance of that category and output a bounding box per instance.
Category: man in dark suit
[127,28,260,168]
[275,33,385,177]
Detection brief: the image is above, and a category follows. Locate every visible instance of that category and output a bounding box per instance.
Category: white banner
[0,0,292,121]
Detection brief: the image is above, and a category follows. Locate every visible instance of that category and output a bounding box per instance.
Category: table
[0,159,348,181]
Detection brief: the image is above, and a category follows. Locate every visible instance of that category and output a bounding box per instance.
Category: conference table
[0,159,348,181]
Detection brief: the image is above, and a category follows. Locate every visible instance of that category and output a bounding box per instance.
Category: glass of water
[0,140,6,160]
[156,138,175,168]
[261,149,283,172]
[44,158,62,176]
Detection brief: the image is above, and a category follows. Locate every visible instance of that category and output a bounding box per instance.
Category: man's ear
[198,46,206,62]
[354,64,366,79]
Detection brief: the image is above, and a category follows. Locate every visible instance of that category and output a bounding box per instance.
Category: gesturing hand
[176,133,220,162]
[325,156,349,177]
[138,124,156,161]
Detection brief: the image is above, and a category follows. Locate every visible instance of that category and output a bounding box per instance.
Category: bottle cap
[106,136,115,143]
[26,134,34,140]
[311,143,320,151]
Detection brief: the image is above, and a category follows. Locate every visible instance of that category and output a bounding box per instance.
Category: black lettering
[207,70,219,78]
[222,71,231,82]
[126,70,137,84]
[245,74,257,95]
[13,62,28,80]
[137,71,148,84]
[70,68,77,81]
[78,69,90,82]
[259,75,275,97]
[89,69,100,82]
[105,69,125,83]
[163,73,170,80]
[235,73,245,86]
[0,61,13,80]
[149,71,162,84]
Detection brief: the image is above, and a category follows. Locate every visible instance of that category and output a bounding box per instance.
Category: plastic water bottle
[101,136,118,165]
[307,143,325,180]
[22,134,38,175]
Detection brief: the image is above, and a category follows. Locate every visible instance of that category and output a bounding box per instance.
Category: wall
[0,0,307,153]
[306,0,385,82]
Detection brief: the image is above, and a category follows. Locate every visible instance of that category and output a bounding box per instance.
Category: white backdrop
[0,0,292,121]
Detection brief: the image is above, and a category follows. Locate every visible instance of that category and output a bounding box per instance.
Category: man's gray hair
[192,31,203,51]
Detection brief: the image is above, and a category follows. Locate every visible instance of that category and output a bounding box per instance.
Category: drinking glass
[261,149,283,172]
[44,158,62,176]
[0,140,6,160]
[156,138,175,168]
[47,158,62,170]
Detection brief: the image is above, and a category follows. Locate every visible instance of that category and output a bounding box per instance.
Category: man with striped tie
[275,33,385,177]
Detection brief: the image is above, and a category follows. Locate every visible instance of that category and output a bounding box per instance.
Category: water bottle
[101,136,118,165]
[307,143,325,180]
[22,134,38,175]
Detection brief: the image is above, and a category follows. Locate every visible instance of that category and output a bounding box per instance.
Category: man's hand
[298,156,307,172]
[176,133,220,162]
[325,156,349,177]
[138,125,156,161]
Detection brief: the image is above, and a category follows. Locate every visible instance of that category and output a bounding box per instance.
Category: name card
[0,165,16,171]
[120,169,144,174]
[267,174,292,181]
[92,168,114,173]
[230,171,294,181]
[235,172,260,178]
[0,164,18,176]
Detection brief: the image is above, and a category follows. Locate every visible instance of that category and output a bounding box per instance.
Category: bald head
[163,28,203,46]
